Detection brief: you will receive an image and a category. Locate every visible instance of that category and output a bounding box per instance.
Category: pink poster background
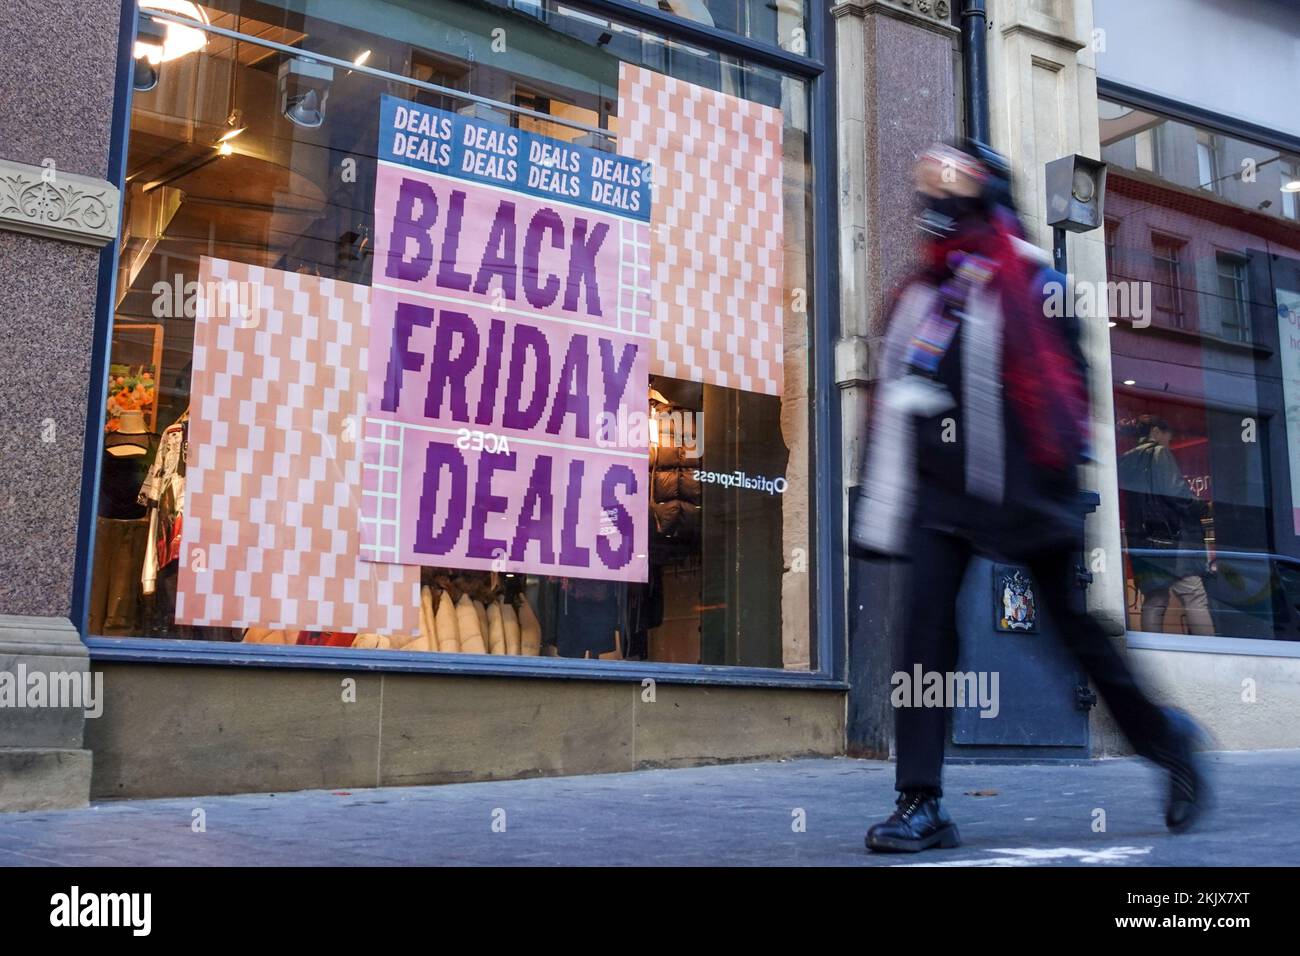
[176,257,422,634]
[362,164,650,582]
[617,62,785,397]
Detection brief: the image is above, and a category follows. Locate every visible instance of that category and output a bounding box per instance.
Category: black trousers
[895,525,1177,795]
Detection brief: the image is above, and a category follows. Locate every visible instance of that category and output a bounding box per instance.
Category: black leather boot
[865,790,962,853]
[1158,707,1211,833]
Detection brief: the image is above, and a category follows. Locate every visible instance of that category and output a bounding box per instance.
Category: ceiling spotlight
[133,56,160,92]
[218,141,233,157]
[132,17,166,91]
[280,59,334,129]
[353,49,372,67]
[1123,379,1136,386]
[1283,179,1300,194]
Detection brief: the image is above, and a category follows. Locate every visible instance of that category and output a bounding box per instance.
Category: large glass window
[89,0,821,670]
[1100,98,1300,642]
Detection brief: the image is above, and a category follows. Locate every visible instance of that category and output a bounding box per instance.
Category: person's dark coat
[1119,438,1207,590]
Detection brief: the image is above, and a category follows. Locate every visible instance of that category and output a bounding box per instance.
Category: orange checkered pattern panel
[176,258,421,634]
[617,62,785,396]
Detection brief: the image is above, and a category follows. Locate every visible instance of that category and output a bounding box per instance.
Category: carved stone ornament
[0,157,120,247]
[898,0,951,17]
[836,0,956,31]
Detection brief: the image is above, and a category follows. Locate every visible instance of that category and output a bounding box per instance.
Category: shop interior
[90,0,810,669]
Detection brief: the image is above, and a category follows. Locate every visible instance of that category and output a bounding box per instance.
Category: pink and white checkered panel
[617,62,785,396]
[176,258,421,634]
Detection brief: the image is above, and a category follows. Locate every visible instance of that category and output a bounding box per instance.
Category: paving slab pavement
[0,750,1289,866]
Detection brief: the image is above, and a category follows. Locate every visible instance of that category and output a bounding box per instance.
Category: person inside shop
[1118,415,1214,636]
[851,140,1213,853]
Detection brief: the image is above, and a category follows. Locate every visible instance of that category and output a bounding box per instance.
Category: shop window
[91,0,822,672]
[1105,101,1300,644]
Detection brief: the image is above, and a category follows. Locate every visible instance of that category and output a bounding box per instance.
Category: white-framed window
[1135,127,1158,173]
[1151,234,1186,328]
[1215,253,1249,342]
[1196,131,1220,193]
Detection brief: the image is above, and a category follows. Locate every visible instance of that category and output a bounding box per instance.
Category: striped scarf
[853,212,1087,557]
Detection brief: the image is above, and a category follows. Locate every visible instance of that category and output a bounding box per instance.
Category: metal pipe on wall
[961,0,990,145]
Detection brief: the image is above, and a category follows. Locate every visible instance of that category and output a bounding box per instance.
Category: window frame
[1134,126,1159,173]
[1282,159,1299,221]
[1196,129,1220,193]
[75,0,846,690]
[1214,250,1250,343]
[1101,78,1300,658]
[1150,232,1188,329]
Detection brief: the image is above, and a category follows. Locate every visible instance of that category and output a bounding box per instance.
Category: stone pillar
[984,0,1124,635]
[833,0,960,755]
[0,0,125,809]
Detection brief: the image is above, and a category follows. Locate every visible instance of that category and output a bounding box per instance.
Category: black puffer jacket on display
[650,443,701,545]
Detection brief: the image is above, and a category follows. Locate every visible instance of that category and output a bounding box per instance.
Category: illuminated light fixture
[1108,321,1117,327]
[353,49,371,67]
[1122,379,1136,386]
[216,126,245,143]
[280,59,334,129]
[138,1,209,62]
[1283,179,1300,194]
[133,56,160,92]
[133,18,165,91]
[218,141,233,157]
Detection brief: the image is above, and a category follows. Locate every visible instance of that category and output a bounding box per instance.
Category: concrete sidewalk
[0,750,1290,866]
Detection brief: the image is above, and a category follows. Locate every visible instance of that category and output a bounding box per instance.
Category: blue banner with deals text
[378,93,651,224]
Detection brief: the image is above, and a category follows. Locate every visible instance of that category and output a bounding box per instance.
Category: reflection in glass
[1103,99,1300,641]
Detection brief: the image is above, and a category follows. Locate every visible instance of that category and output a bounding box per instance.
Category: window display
[1100,99,1300,641]
[90,0,818,670]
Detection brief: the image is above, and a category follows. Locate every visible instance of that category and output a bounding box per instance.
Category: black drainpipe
[962,0,991,145]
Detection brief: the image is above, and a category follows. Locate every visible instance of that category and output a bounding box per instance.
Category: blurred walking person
[852,141,1211,853]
